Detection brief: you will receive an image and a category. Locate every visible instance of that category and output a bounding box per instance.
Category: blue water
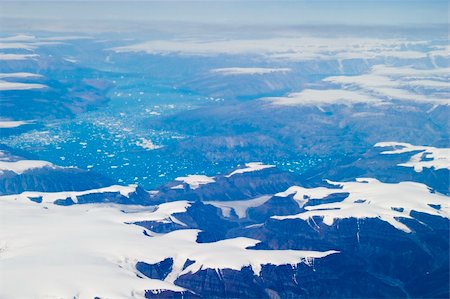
[1,73,324,189]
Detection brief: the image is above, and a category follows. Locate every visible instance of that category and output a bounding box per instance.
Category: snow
[0,53,38,60]
[0,34,37,42]
[0,42,36,50]
[170,184,184,190]
[0,197,337,298]
[123,200,191,226]
[267,89,381,106]
[269,64,449,106]
[276,186,340,207]
[0,80,47,91]
[111,37,427,62]
[0,120,32,129]
[226,162,275,177]
[210,67,291,75]
[375,142,450,172]
[175,174,215,189]
[324,74,399,87]
[41,35,93,41]
[371,65,450,77]
[0,159,54,174]
[273,178,450,233]
[369,87,430,102]
[0,185,137,204]
[0,199,184,299]
[0,72,42,79]
[206,195,272,218]
[429,45,450,59]
[64,57,78,63]
[406,80,450,89]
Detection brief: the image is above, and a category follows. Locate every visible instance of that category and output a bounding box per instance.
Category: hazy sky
[1,1,448,27]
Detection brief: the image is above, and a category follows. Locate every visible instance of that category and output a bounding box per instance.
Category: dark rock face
[0,145,117,195]
[175,267,269,299]
[228,216,448,299]
[299,147,450,195]
[135,201,238,241]
[153,167,303,203]
[1,142,447,298]
[132,190,449,299]
[137,258,174,281]
[246,195,302,223]
[0,59,114,122]
[179,69,303,100]
[0,167,115,195]
[171,217,447,298]
[145,290,200,299]
[49,186,153,206]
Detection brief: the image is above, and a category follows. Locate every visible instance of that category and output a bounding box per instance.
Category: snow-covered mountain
[0,14,449,298]
[0,143,448,298]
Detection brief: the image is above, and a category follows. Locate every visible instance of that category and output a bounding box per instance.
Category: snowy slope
[0,197,337,299]
[0,159,55,174]
[206,195,272,218]
[375,142,450,172]
[0,184,137,204]
[174,174,215,189]
[273,178,450,232]
[226,162,275,177]
[210,67,291,75]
